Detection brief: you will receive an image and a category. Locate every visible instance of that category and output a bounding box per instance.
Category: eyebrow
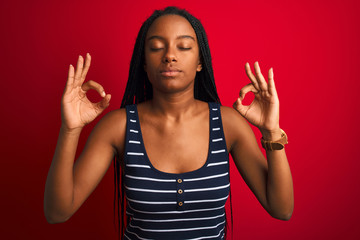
[147,35,196,42]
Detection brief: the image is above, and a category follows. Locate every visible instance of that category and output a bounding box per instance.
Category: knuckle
[87,80,94,85]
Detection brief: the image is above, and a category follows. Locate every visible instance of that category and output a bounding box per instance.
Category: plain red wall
[1,0,360,239]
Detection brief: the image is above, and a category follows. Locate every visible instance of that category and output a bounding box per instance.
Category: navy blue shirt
[124,102,230,240]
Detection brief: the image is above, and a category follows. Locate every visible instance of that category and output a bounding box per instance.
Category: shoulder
[219,105,256,152]
[94,108,127,132]
[220,105,249,129]
[89,108,127,155]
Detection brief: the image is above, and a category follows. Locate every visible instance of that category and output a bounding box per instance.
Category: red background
[1,0,359,239]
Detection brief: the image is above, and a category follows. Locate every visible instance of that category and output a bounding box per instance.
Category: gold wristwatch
[261,129,288,151]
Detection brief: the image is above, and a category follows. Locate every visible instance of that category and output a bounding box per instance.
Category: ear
[196,61,202,72]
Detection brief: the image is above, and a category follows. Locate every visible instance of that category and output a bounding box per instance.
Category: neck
[149,88,199,120]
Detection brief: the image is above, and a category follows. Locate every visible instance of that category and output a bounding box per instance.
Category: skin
[44,14,293,224]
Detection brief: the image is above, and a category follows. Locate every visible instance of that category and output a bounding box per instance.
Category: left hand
[233,61,280,134]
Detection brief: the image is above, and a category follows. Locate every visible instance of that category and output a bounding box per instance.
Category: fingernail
[102,91,106,97]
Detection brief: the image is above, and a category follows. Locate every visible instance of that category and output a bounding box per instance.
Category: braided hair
[113,6,232,239]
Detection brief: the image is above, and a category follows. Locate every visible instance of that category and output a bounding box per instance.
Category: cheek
[185,54,201,72]
[144,54,155,72]
[144,57,158,83]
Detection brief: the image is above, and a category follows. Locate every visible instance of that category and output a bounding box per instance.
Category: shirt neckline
[134,102,213,177]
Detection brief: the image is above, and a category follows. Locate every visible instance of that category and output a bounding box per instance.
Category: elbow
[272,211,293,221]
[269,207,293,221]
[44,205,71,224]
[267,197,294,221]
[45,214,70,224]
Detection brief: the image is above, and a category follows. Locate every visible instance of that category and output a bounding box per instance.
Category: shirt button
[178,202,183,206]
[178,189,183,194]
[177,179,182,183]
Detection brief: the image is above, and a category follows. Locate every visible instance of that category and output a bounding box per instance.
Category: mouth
[160,68,182,77]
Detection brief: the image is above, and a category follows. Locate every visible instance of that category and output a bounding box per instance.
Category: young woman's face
[144,14,202,94]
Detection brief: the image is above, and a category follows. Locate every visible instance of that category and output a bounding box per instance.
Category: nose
[162,47,177,63]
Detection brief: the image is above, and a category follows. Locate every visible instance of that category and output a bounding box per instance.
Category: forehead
[146,14,196,40]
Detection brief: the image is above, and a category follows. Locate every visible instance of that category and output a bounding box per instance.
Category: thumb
[233,97,248,117]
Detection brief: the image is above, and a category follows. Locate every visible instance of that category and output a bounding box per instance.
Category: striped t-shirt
[124,102,230,240]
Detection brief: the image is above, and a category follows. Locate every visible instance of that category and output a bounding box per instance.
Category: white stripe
[212,127,220,131]
[125,185,176,193]
[123,233,131,240]
[185,228,225,240]
[127,196,176,205]
[128,203,225,215]
[125,174,176,182]
[185,183,230,193]
[127,152,144,156]
[212,117,219,120]
[212,138,223,142]
[130,129,138,133]
[126,164,150,168]
[184,172,228,182]
[212,108,218,111]
[132,213,225,223]
[129,110,135,113]
[129,140,141,144]
[130,119,136,122]
[185,195,228,204]
[126,229,153,240]
[129,220,225,233]
[211,149,226,154]
[207,161,227,167]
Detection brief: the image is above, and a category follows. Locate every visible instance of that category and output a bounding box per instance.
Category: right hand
[61,53,111,131]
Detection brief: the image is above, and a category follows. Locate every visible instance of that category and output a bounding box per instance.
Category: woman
[44,6,293,240]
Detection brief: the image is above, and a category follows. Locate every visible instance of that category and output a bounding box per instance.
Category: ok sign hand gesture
[61,53,111,131]
[233,62,280,135]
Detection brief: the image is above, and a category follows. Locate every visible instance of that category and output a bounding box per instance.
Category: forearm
[44,126,82,223]
[261,129,294,220]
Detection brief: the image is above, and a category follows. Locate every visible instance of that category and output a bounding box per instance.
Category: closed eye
[150,48,164,52]
[179,47,192,50]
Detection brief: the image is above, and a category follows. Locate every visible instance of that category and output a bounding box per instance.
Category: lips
[160,68,181,77]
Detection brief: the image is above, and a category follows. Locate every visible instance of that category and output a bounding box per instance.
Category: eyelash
[150,48,163,52]
[150,47,192,51]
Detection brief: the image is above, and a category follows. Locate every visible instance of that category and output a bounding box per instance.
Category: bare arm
[223,109,293,220]
[44,126,82,223]
[43,54,121,223]
[225,61,293,220]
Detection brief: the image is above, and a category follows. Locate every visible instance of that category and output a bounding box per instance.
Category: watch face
[273,143,284,150]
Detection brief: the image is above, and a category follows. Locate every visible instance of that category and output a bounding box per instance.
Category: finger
[74,55,84,86]
[268,67,278,96]
[80,53,91,82]
[81,80,106,97]
[254,61,268,91]
[96,94,111,110]
[67,64,75,88]
[239,83,258,100]
[245,62,260,91]
[233,97,249,118]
